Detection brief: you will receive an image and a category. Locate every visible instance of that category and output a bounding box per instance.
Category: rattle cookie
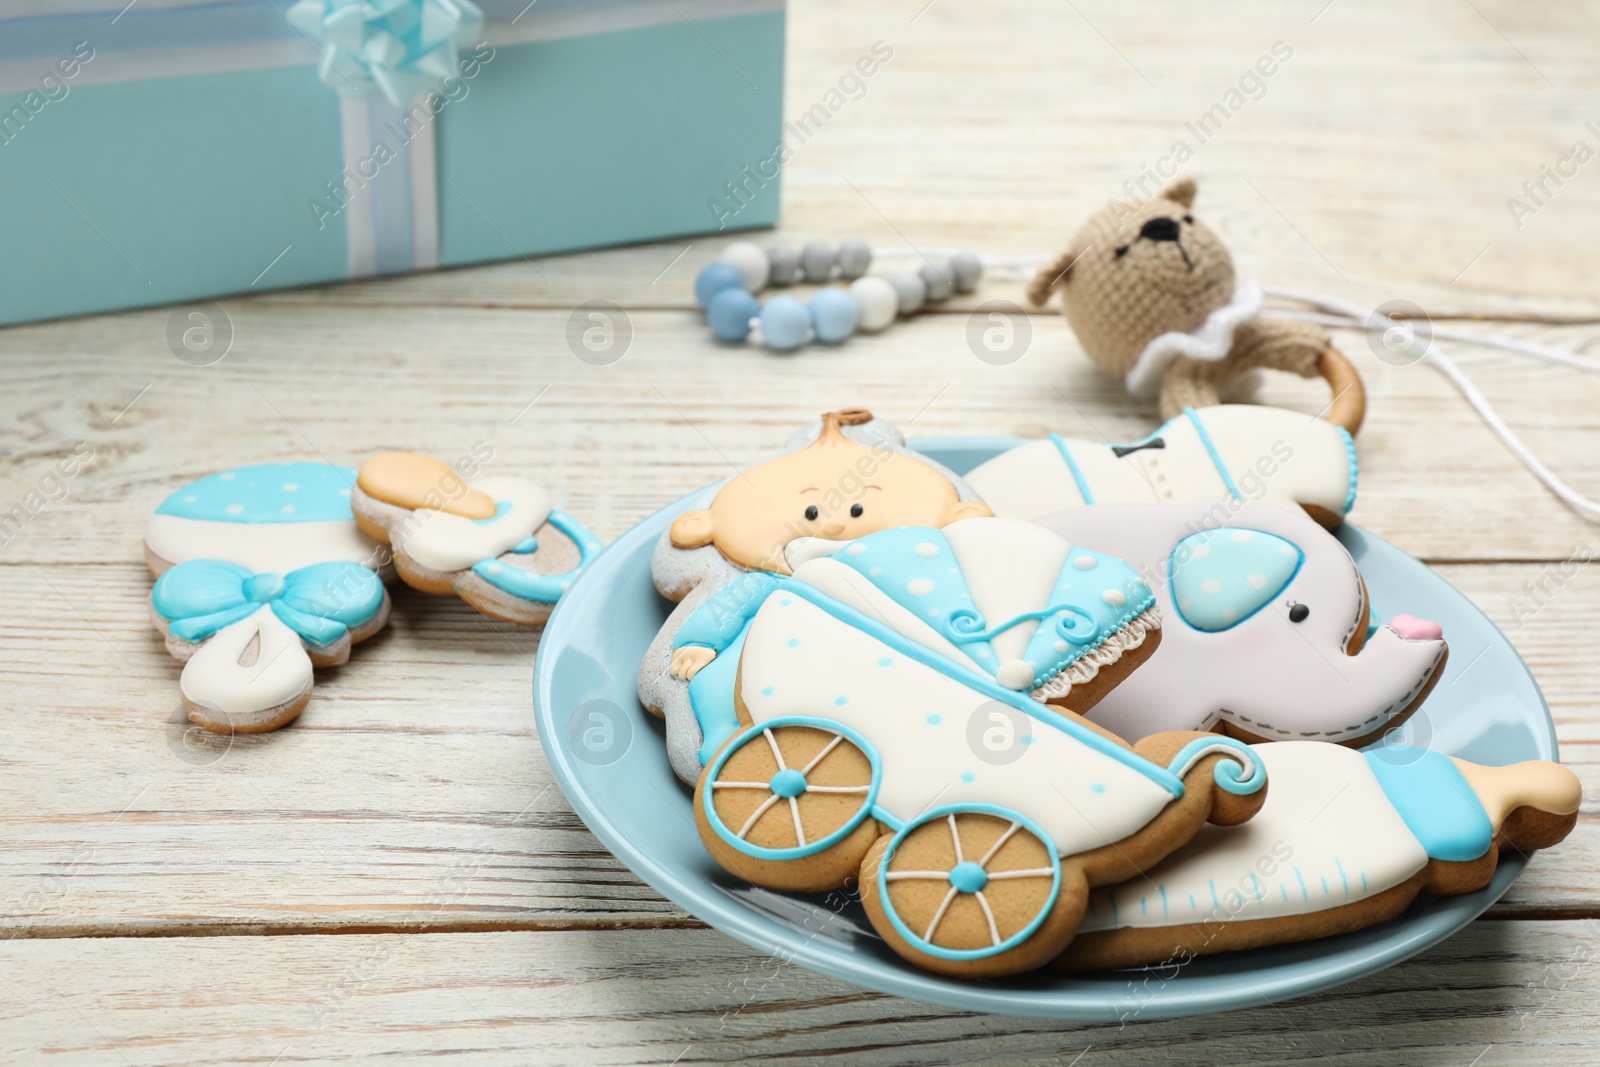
[668,517,1266,978]
[1026,177,1367,430]
[351,452,603,626]
[965,403,1358,528]
[1062,742,1580,970]
[144,462,390,734]
[1038,502,1448,747]
[637,408,992,784]
[694,240,983,350]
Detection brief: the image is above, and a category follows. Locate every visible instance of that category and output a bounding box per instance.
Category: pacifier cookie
[1062,742,1580,970]
[144,462,391,734]
[351,452,603,626]
[1035,502,1448,747]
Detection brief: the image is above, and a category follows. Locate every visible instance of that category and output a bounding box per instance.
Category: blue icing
[1338,425,1359,515]
[691,625,748,765]
[470,510,604,604]
[156,463,357,524]
[1169,527,1304,633]
[152,558,384,649]
[828,527,1154,692]
[1365,747,1493,862]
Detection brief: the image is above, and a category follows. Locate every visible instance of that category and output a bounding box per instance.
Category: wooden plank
[3,923,1598,1065]
[216,0,1600,320]
[0,306,1596,565]
[0,559,1592,937]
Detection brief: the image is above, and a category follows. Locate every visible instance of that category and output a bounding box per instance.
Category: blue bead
[809,289,860,344]
[759,295,811,350]
[694,263,745,309]
[707,287,759,341]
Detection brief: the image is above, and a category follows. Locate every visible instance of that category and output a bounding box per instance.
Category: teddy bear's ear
[1159,177,1197,208]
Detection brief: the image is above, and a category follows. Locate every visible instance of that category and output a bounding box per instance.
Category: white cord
[1261,285,1600,524]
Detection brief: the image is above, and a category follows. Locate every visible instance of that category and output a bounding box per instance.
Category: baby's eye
[804,505,819,521]
[850,503,864,518]
[1288,602,1309,623]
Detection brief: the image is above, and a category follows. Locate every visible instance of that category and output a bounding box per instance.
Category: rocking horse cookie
[1061,742,1580,970]
[668,515,1266,978]
[351,451,603,626]
[144,462,391,734]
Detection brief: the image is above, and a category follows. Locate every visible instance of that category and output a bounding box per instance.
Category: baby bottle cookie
[351,452,603,626]
[144,462,390,734]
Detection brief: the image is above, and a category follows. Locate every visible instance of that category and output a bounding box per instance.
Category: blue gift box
[0,0,785,326]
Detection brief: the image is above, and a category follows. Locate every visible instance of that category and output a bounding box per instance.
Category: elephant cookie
[144,463,391,733]
[965,404,1359,528]
[1035,502,1447,747]
[667,517,1267,978]
[351,452,604,626]
[638,408,993,784]
[1061,742,1581,971]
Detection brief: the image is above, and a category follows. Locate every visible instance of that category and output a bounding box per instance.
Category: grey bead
[888,271,927,315]
[835,238,872,280]
[918,259,954,303]
[800,240,834,283]
[765,244,799,286]
[950,250,982,293]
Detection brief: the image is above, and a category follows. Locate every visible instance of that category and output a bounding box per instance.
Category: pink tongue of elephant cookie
[357,452,497,519]
[1388,614,1443,642]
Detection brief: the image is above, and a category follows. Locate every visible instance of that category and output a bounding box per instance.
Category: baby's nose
[821,520,847,536]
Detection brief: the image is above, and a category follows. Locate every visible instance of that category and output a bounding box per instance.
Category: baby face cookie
[145,463,391,734]
[639,409,992,783]
[965,404,1358,528]
[670,518,1268,978]
[1061,741,1580,971]
[351,452,603,626]
[1035,502,1448,747]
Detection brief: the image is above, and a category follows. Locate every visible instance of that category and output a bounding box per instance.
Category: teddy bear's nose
[1139,216,1181,242]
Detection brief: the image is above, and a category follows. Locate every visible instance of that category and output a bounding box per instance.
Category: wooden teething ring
[1318,344,1367,437]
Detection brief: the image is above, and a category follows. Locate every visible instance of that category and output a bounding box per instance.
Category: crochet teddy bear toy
[1026,177,1365,434]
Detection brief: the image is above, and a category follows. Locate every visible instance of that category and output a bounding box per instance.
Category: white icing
[395,476,552,573]
[784,536,849,571]
[1124,278,1265,398]
[943,517,1072,670]
[737,592,1176,856]
[1037,502,1446,742]
[1080,743,1428,931]
[790,556,982,672]
[179,606,315,715]
[965,404,1357,522]
[145,515,379,573]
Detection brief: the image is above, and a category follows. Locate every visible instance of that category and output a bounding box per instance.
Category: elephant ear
[1169,528,1304,632]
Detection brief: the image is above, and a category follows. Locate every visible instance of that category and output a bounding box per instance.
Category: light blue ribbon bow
[286,0,485,105]
[152,559,385,649]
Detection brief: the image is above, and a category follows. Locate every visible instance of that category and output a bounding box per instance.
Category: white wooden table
[3,0,1598,1062]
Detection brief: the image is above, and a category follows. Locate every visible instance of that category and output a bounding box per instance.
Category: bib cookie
[351,451,603,626]
[672,519,1269,978]
[1036,502,1448,747]
[1062,742,1580,971]
[965,404,1358,528]
[144,463,390,734]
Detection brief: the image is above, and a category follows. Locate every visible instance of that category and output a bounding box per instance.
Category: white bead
[719,241,770,291]
[849,277,898,333]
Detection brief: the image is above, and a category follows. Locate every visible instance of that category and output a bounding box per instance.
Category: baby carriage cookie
[1061,742,1580,971]
[668,516,1267,978]
[351,451,603,626]
[638,408,992,784]
[964,403,1359,528]
[144,462,390,734]
[1036,502,1448,746]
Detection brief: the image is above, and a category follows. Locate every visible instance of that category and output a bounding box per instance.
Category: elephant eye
[804,505,819,521]
[1288,602,1310,623]
[1183,214,1194,223]
[850,503,864,518]
[1114,245,1129,258]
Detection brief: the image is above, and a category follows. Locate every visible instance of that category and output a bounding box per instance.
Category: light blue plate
[533,437,1558,1021]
